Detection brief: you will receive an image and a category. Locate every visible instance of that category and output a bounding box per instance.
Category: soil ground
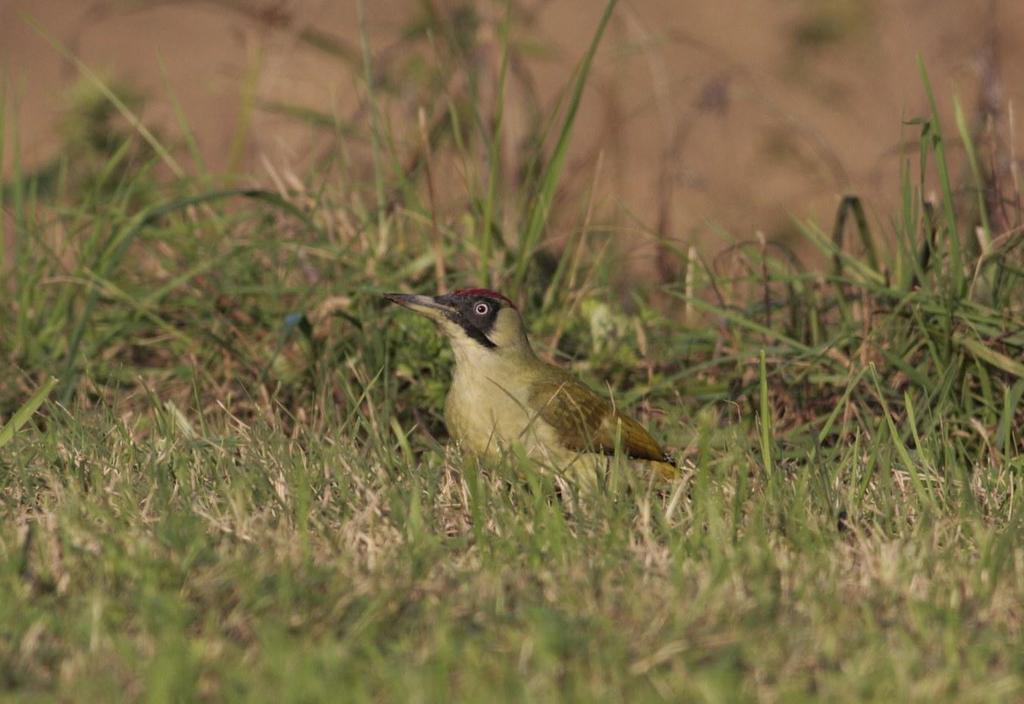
[3,0,1023,265]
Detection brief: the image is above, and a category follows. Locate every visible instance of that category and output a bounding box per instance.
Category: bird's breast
[445,369,539,458]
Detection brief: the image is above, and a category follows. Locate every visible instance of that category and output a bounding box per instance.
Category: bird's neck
[449,338,542,391]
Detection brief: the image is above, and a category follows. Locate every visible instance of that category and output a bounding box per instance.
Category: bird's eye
[474,302,490,316]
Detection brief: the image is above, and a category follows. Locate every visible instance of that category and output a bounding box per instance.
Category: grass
[2,2,1024,701]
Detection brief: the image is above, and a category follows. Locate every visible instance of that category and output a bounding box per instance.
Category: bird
[384,288,677,483]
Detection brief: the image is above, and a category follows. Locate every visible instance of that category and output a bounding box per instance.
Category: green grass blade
[25,15,185,180]
[480,1,512,285]
[870,364,934,511]
[953,95,991,242]
[513,0,617,291]
[758,349,773,478]
[0,376,58,449]
[952,333,1024,379]
[918,57,963,296]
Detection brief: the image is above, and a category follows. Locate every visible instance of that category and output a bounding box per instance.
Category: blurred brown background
[2,0,1021,269]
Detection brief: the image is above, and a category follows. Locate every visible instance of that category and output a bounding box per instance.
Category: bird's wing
[527,373,670,463]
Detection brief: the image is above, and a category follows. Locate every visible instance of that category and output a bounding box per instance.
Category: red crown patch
[451,288,516,308]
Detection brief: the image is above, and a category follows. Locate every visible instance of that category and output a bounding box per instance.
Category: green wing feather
[527,371,670,463]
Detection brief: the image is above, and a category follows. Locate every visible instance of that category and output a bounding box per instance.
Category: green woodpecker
[384,289,677,481]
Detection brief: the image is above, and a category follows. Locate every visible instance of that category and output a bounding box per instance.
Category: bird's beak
[383,293,456,322]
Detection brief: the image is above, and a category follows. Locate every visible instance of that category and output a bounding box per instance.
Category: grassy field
[3,4,1024,701]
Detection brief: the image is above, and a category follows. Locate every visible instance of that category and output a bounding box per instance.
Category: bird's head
[384,288,534,362]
